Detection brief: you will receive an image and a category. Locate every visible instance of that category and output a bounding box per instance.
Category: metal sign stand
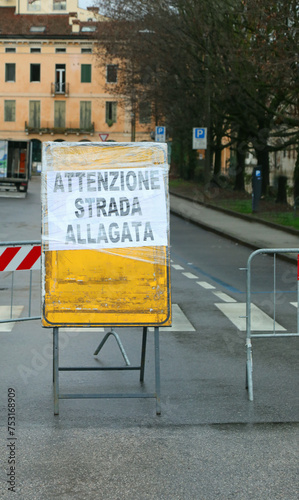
[53,326,161,416]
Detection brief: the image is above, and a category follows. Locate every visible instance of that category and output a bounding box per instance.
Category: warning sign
[41,142,171,327]
[99,134,109,141]
[46,168,168,251]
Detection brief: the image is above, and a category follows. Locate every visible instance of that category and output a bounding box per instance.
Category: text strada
[46,168,168,251]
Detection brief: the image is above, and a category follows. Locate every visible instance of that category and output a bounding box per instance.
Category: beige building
[0,0,153,169]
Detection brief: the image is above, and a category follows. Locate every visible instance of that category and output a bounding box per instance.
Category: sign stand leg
[140,327,147,382]
[52,325,161,415]
[93,328,131,366]
[154,327,161,415]
[53,327,59,415]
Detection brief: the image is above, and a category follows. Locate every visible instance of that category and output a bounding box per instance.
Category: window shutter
[80,102,91,129]
[112,102,117,122]
[29,101,40,128]
[81,64,91,83]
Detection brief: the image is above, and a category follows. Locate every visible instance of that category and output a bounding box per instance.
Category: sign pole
[154,327,161,415]
[139,327,148,382]
[53,327,59,415]
[297,255,299,333]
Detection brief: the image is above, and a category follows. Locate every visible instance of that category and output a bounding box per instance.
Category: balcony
[51,82,70,96]
[25,122,95,136]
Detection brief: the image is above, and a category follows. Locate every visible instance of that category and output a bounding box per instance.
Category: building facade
[0,0,152,170]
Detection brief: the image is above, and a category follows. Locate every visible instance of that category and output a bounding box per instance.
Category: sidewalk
[170,192,299,260]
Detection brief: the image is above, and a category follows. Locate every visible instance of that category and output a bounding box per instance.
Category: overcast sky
[78,1,95,9]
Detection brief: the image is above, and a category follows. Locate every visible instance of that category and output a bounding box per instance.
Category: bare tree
[95,0,299,193]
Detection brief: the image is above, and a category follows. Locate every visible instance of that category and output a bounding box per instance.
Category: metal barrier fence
[245,248,299,401]
[2,241,298,408]
[0,240,41,324]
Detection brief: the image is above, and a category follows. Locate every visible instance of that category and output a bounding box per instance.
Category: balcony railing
[25,122,94,136]
[51,82,70,96]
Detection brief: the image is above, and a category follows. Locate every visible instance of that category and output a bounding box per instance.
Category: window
[5,48,16,53]
[30,26,45,33]
[4,100,16,122]
[53,0,66,10]
[54,101,66,128]
[139,101,151,124]
[140,66,152,85]
[81,64,92,83]
[30,64,40,82]
[30,47,41,53]
[105,102,117,125]
[5,64,15,82]
[55,64,66,93]
[106,65,118,83]
[80,102,92,130]
[81,26,96,32]
[28,0,41,11]
[81,48,92,54]
[55,48,66,53]
[29,101,40,128]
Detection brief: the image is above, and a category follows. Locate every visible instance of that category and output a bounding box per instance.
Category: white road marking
[213,291,237,303]
[0,191,26,199]
[60,327,105,333]
[182,272,198,279]
[290,302,298,308]
[171,264,184,270]
[215,302,286,332]
[0,306,24,332]
[197,281,215,289]
[150,304,195,332]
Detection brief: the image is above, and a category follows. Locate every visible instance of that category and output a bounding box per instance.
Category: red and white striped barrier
[0,245,41,271]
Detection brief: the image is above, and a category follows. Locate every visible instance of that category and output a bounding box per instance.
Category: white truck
[0,140,31,192]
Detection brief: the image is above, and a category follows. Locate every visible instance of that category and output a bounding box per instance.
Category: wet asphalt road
[0,176,298,499]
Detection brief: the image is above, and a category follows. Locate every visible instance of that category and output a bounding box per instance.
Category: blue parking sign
[155,126,166,142]
[195,128,205,139]
[193,127,207,149]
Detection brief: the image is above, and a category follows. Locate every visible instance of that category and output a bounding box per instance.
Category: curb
[170,192,298,264]
[170,191,299,236]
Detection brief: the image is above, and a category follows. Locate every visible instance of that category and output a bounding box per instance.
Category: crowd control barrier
[0,241,41,324]
[245,248,299,401]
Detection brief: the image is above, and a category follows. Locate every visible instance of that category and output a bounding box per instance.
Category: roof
[0,7,98,39]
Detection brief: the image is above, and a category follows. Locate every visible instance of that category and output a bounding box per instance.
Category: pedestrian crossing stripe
[213,291,236,303]
[182,272,198,279]
[171,264,184,271]
[215,303,286,332]
[150,304,195,332]
[0,301,293,333]
[197,281,215,289]
[0,306,24,332]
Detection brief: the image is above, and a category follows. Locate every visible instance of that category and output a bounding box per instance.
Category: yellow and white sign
[41,142,171,327]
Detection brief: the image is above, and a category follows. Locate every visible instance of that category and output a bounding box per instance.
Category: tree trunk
[276,175,287,204]
[293,146,299,205]
[234,129,247,191]
[213,133,222,178]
